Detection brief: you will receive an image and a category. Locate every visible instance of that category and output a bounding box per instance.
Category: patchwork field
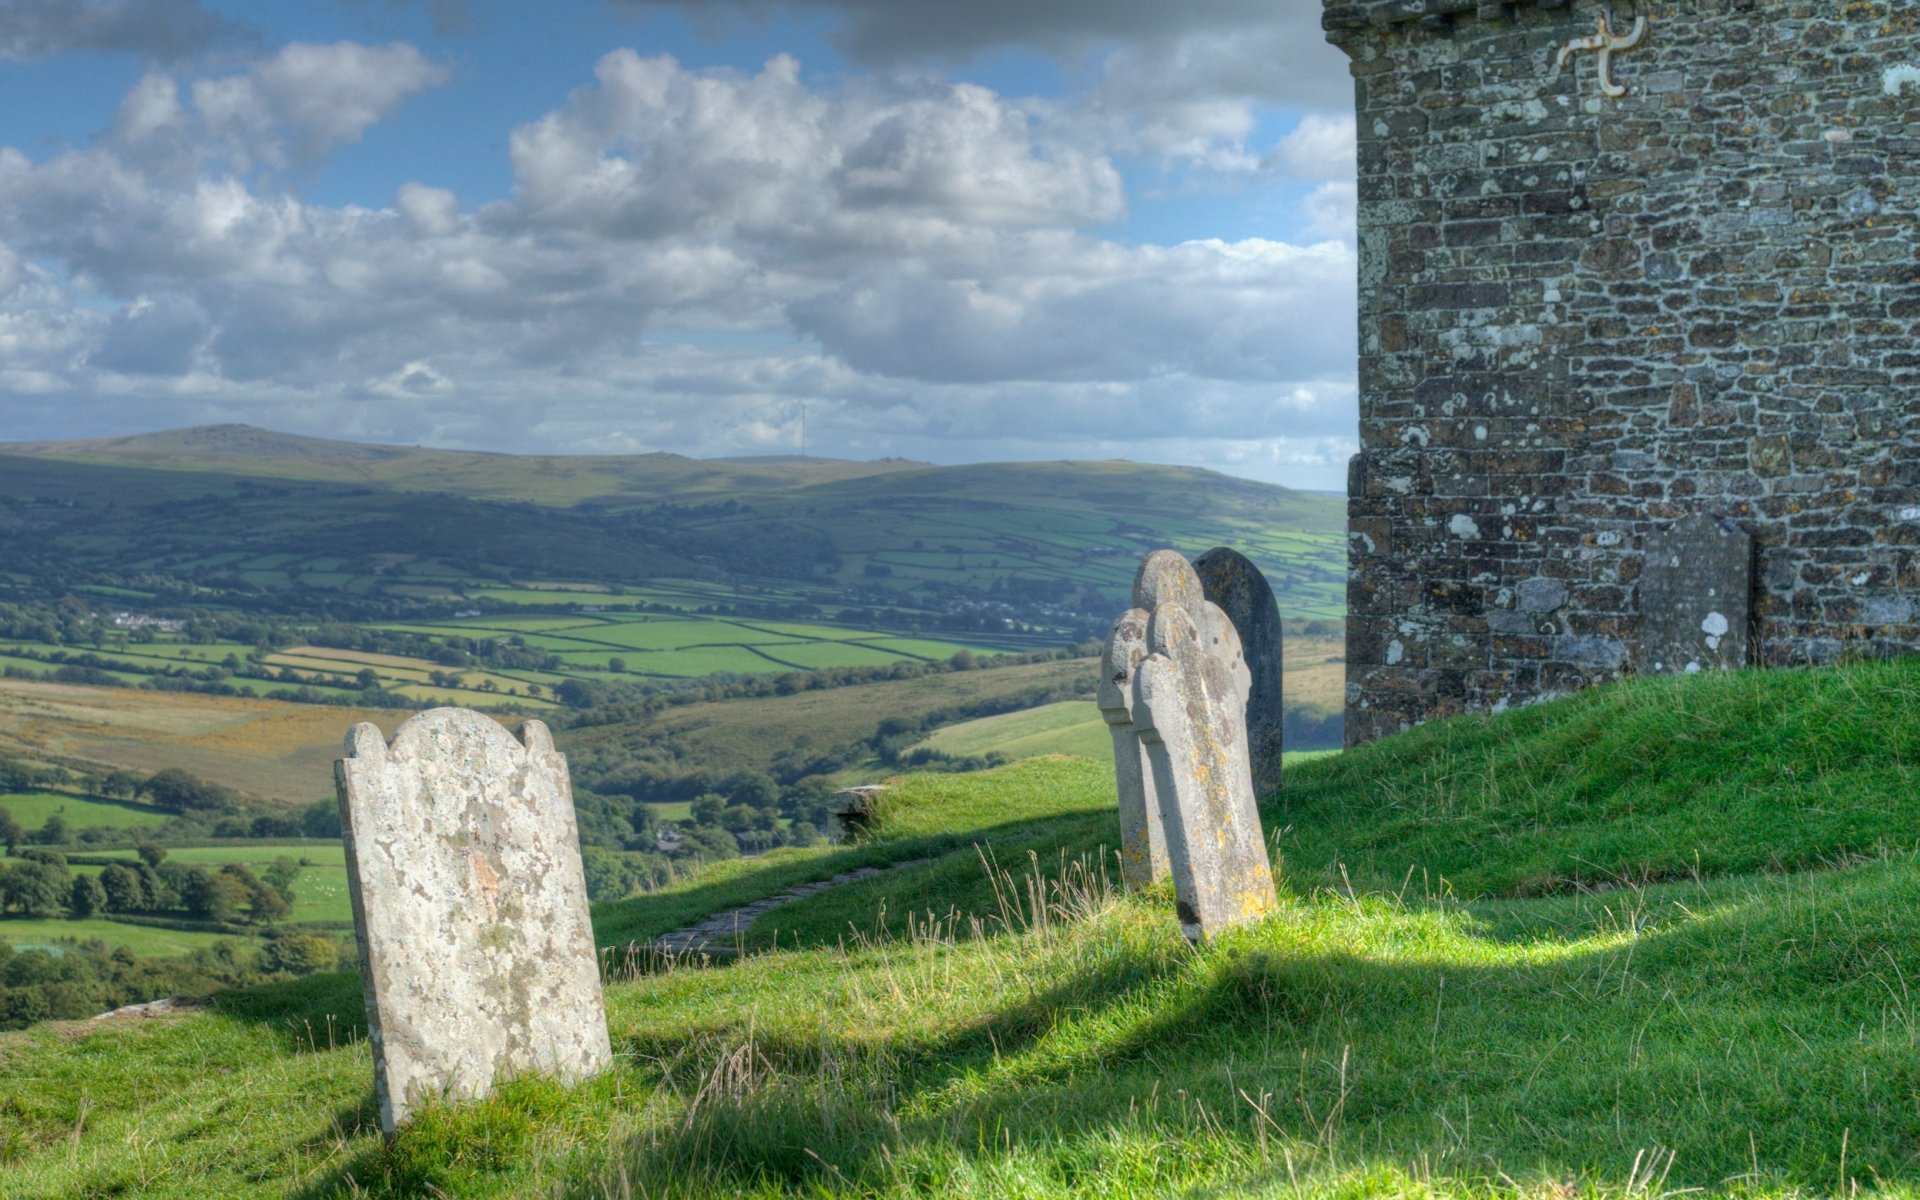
[914,700,1114,761]
[0,609,1019,712]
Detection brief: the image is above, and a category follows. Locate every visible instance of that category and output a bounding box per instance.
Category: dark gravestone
[1194,547,1285,795]
[1637,514,1753,675]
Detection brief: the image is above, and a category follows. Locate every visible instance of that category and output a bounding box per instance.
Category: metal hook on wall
[1551,9,1650,99]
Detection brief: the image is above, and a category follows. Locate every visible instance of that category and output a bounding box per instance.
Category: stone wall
[1324,0,1920,744]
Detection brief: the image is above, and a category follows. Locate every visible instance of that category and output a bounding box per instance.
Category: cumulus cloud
[0,43,1359,488]
[0,0,251,62]
[507,52,1123,242]
[187,42,451,169]
[1269,114,1356,181]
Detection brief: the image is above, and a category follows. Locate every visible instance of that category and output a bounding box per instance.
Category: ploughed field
[6,656,1920,1197]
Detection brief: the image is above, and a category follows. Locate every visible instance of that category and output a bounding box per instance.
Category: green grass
[915,700,1114,761]
[913,705,1351,769]
[0,790,172,831]
[19,660,1920,1196]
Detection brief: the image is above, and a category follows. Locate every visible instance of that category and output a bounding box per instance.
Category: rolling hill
[0,424,928,508]
[7,658,1920,1195]
[0,425,1347,628]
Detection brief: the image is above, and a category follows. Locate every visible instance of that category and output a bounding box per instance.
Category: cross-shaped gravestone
[1106,550,1276,942]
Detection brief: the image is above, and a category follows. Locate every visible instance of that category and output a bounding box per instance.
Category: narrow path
[647,859,929,959]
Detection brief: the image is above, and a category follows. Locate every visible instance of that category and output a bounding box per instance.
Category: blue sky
[0,0,1359,489]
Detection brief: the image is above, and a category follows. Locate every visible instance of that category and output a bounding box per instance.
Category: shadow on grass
[584,859,1920,1198]
[208,970,370,1051]
[590,808,1121,953]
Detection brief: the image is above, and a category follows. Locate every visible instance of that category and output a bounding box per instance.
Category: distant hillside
[1,425,928,508]
[0,425,1347,630]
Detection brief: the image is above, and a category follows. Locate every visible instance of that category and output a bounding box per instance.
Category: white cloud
[188,42,451,169]
[507,52,1123,242]
[1302,180,1358,244]
[371,359,455,398]
[1269,114,1356,181]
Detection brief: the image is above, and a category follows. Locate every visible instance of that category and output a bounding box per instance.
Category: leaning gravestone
[1637,514,1753,675]
[335,709,612,1134]
[1102,551,1254,891]
[1121,550,1277,941]
[1194,546,1286,796]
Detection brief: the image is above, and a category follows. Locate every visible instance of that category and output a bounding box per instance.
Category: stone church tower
[1324,0,1920,744]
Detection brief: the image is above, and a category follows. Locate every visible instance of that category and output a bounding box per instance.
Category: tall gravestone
[1194,546,1285,796]
[1637,515,1753,676]
[1114,550,1277,942]
[335,708,612,1134]
[1103,551,1255,891]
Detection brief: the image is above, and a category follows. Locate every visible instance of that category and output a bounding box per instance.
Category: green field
[0,917,235,957]
[2,843,353,951]
[0,790,172,832]
[74,845,351,924]
[916,700,1115,761]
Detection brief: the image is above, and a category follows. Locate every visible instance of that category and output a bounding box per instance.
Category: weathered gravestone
[1637,514,1753,676]
[335,708,612,1134]
[1099,607,1163,890]
[1193,546,1285,796]
[1114,550,1277,941]
[1103,552,1254,890]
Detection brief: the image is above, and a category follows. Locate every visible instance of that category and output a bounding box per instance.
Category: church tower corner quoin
[1323,0,1920,746]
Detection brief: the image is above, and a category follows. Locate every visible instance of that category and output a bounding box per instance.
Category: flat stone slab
[336,709,611,1134]
[1638,514,1752,675]
[1195,546,1286,797]
[91,995,202,1021]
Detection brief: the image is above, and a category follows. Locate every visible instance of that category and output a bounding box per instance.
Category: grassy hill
[8,657,1920,1196]
[0,678,403,807]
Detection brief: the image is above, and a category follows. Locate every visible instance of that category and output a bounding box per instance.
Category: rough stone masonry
[1324,0,1920,743]
[336,709,612,1134]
